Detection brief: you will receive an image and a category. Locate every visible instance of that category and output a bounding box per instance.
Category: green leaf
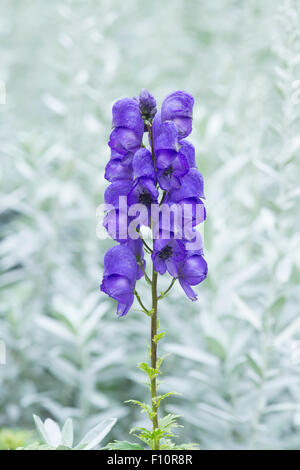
[103,441,145,450]
[33,415,51,446]
[78,418,117,450]
[270,296,286,315]
[155,391,180,407]
[153,332,165,344]
[205,336,226,360]
[125,399,152,417]
[17,443,56,451]
[246,353,263,379]
[61,418,73,448]
[138,362,159,379]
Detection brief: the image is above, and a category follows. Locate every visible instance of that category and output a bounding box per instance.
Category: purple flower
[101,90,207,316]
[112,98,144,137]
[139,89,157,121]
[105,156,133,182]
[153,117,189,191]
[153,119,178,159]
[100,244,138,316]
[132,148,156,181]
[178,254,207,301]
[108,128,142,156]
[178,140,196,168]
[128,177,158,207]
[104,179,133,208]
[165,196,206,227]
[167,169,205,202]
[123,238,146,280]
[161,91,194,138]
[103,209,130,242]
[156,150,189,190]
[128,177,159,226]
[109,98,144,155]
[152,237,185,278]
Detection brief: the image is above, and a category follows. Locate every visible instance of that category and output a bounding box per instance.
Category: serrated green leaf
[153,332,165,343]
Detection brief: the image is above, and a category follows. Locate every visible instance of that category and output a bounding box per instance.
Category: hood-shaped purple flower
[108,127,142,156]
[127,177,159,226]
[152,237,185,278]
[104,179,133,208]
[132,148,156,181]
[178,140,196,168]
[128,177,158,207]
[103,209,131,242]
[100,245,138,316]
[153,120,178,157]
[123,238,146,280]
[156,150,189,191]
[167,169,205,202]
[105,156,133,182]
[109,98,144,155]
[178,254,207,301]
[161,91,194,138]
[112,98,144,138]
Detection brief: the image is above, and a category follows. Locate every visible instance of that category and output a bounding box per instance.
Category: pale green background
[0,0,300,449]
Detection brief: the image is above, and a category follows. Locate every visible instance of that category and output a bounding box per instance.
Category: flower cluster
[101,90,207,316]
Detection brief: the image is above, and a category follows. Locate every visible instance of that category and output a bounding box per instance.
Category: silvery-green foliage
[18,415,116,450]
[0,0,300,450]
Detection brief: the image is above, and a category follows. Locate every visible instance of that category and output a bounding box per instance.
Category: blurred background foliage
[0,0,300,450]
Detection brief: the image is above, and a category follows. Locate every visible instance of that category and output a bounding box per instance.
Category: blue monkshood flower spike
[101,90,207,318]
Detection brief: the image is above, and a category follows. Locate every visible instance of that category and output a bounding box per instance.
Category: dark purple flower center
[158,245,173,261]
[163,166,173,177]
[139,189,153,207]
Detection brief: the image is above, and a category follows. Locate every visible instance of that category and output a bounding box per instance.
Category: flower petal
[112,98,144,139]
[117,294,134,317]
[180,255,207,285]
[161,91,194,138]
[168,169,204,201]
[179,279,198,301]
[179,140,196,168]
[105,158,133,182]
[133,148,155,180]
[109,127,142,155]
[103,245,138,283]
[104,179,133,208]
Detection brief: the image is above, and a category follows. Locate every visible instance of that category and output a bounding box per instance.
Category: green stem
[147,119,160,449]
[137,232,153,253]
[158,278,176,300]
[150,266,159,450]
[137,258,152,285]
[134,289,150,315]
[147,123,156,170]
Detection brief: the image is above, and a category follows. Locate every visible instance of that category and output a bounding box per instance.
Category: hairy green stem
[147,120,160,450]
[134,289,150,315]
[151,266,159,450]
[158,278,176,300]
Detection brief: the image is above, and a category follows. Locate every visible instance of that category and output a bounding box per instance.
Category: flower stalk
[150,267,159,449]
[101,89,207,450]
